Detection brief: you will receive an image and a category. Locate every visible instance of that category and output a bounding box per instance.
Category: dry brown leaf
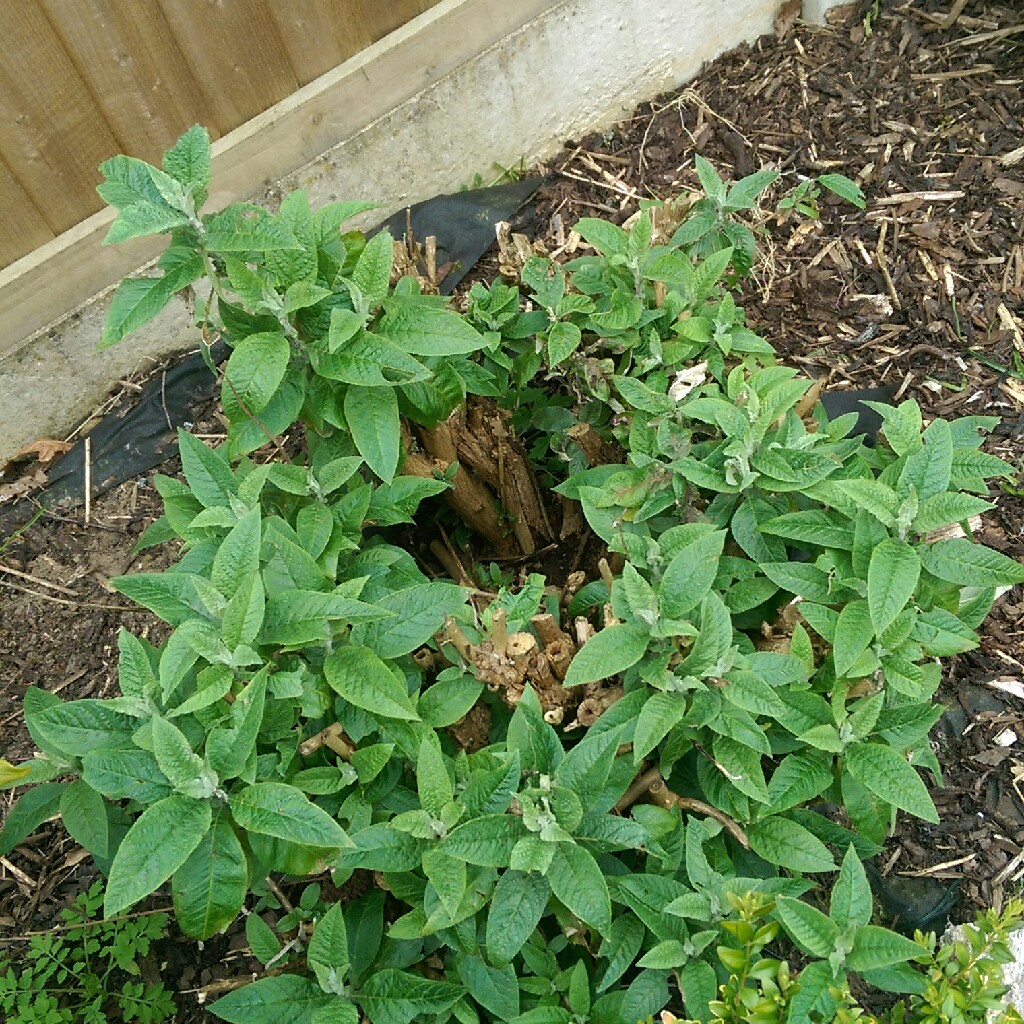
[774,0,800,40]
[9,437,72,466]
[0,466,46,503]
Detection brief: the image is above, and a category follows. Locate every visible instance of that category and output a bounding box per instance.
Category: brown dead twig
[616,766,750,850]
[298,722,355,759]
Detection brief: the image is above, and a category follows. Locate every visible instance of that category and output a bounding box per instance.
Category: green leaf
[774,895,839,958]
[920,537,1024,588]
[913,607,978,656]
[353,581,467,659]
[313,200,382,242]
[833,479,900,528]
[553,727,621,808]
[313,1003,361,1024]
[104,200,190,244]
[210,511,264,603]
[308,902,350,993]
[82,748,172,803]
[746,817,835,873]
[457,956,520,1021]
[359,969,464,1024]
[285,280,332,314]
[172,810,248,939]
[596,916,646,993]
[260,589,390,646]
[679,960,718,1024]
[547,321,583,365]
[678,592,733,678]
[462,752,521,817]
[378,304,485,356]
[637,939,688,969]
[633,692,686,762]
[694,155,728,205]
[223,332,291,420]
[830,845,873,932]
[178,429,237,507]
[818,173,866,208]
[867,539,921,636]
[337,823,422,872]
[208,975,332,1024]
[351,230,394,311]
[660,530,726,618]
[759,562,838,604]
[100,275,180,348]
[912,492,993,534]
[344,384,401,482]
[324,646,420,720]
[621,969,670,1023]
[24,693,135,760]
[0,783,65,857]
[230,783,352,849]
[417,734,453,818]
[442,815,526,867]
[204,204,301,253]
[314,329,430,387]
[163,124,211,200]
[152,716,217,799]
[847,925,927,971]
[419,675,484,728]
[760,509,855,550]
[574,218,629,256]
[486,871,550,966]
[546,843,611,934]
[563,624,650,687]
[222,572,266,648]
[246,910,283,964]
[900,418,952,499]
[328,307,367,352]
[98,154,182,210]
[833,600,874,678]
[712,734,769,803]
[725,169,780,210]
[783,960,835,1024]
[765,749,832,814]
[844,743,938,823]
[117,628,158,699]
[423,849,466,919]
[105,795,212,916]
[206,670,268,781]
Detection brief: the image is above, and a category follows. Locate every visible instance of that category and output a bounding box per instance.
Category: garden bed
[1,1,1023,1021]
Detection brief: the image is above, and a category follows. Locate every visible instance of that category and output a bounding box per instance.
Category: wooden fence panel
[0,157,54,267]
[0,0,441,271]
[0,3,121,233]
[38,0,214,166]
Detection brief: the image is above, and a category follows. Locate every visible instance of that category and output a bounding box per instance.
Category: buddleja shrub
[2,126,1023,1024]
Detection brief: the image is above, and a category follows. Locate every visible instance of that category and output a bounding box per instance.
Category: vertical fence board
[0,2,120,234]
[339,0,439,53]
[39,0,214,164]
[155,0,300,130]
[0,156,55,266]
[264,4,348,85]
